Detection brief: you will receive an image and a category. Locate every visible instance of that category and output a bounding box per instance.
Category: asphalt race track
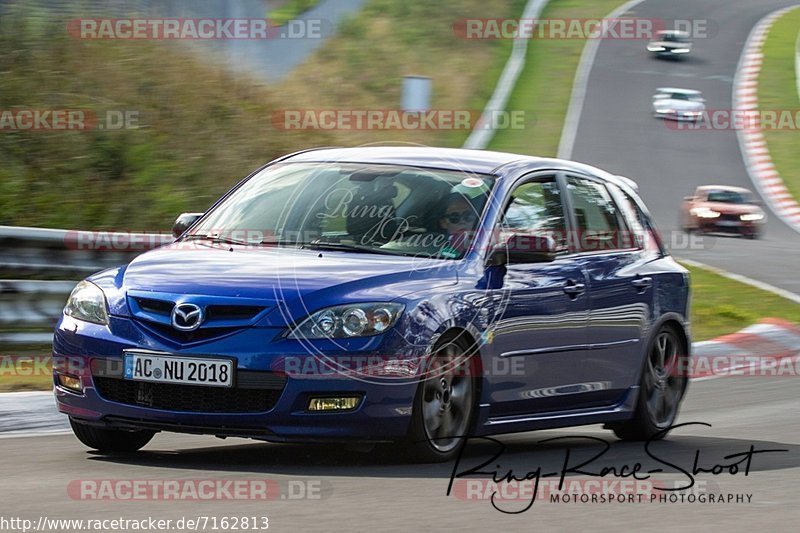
[569,0,800,294]
[1,1,799,531]
[0,377,798,530]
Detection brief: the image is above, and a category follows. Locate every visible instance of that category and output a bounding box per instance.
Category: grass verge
[268,0,321,26]
[276,0,526,149]
[0,346,53,392]
[0,8,308,230]
[488,0,625,155]
[2,0,525,229]
[758,8,800,203]
[686,264,800,341]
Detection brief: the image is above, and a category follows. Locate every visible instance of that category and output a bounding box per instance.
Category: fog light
[57,373,83,393]
[308,396,361,411]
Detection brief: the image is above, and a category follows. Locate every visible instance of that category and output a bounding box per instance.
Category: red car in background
[681,185,766,239]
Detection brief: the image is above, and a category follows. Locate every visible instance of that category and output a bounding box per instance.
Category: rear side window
[565,176,631,252]
[607,183,645,249]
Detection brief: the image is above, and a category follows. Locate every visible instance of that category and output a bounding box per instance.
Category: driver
[437,193,481,257]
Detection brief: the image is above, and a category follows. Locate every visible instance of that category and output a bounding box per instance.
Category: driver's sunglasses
[443,211,477,224]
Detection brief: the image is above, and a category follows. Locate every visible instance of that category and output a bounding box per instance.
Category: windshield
[189,162,496,259]
[664,92,701,102]
[706,190,755,204]
[662,33,688,43]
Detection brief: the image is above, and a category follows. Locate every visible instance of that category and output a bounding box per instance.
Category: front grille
[132,297,265,322]
[206,305,265,320]
[130,297,267,344]
[143,322,240,344]
[93,376,285,413]
[135,297,174,316]
[719,213,740,222]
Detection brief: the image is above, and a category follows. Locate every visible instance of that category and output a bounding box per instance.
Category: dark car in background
[647,30,693,58]
[54,147,691,462]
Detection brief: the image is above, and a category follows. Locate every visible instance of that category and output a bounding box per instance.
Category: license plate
[123,352,233,388]
[717,220,741,227]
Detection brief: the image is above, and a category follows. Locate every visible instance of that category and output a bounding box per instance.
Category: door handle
[563,280,586,298]
[632,276,652,292]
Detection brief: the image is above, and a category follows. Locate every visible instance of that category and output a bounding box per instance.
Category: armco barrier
[0,225,172,345]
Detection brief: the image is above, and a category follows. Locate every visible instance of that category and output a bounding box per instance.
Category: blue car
[54,147,690,462]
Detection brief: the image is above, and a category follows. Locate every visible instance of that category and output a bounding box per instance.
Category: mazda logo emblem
[171,303,204,331]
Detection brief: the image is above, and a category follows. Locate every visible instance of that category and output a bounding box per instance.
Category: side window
[498,177,568,249]
[565,176,629,252]
[607,183,645,249]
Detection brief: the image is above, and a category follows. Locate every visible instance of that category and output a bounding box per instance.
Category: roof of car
[280,146,540,174]
[656,87,702,95]
[697,185,754,193]
[278,147,640,195]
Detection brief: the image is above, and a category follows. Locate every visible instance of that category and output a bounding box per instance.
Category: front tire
[611,325,687,441]
[404,334,478,462]
[70,418,155,453]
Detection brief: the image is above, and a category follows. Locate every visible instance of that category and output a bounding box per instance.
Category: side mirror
[683,196,695,202]
[172,212,204,238]
[486,234,558,266]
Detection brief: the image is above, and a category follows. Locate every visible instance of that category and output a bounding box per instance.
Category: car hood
[90,242,459,318]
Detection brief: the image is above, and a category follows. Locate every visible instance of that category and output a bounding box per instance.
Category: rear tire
[404,334,479,463]
[70,418,155,453]
[610,325,687,441]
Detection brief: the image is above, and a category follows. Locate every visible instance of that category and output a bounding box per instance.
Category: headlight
[691,207,720,219]
[671,48,690,53]
[648,45,665,52]
[740,212,765,221]
[64,281,109,325]
[288,303,404,339]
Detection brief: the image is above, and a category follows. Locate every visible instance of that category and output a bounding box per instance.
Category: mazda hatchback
[54,147,690,462]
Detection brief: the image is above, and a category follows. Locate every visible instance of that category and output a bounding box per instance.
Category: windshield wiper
[300,241,399,255]
[183,234,249,246]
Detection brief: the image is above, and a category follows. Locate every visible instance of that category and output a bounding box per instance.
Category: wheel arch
[644,313,691,394]
[427,326,485,422]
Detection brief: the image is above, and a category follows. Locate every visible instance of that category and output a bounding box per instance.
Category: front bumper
[654,110,703,121]
[697,218,762,235]
[53,315,422,442]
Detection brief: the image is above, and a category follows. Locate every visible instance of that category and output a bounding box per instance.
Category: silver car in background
[652,88,705,121]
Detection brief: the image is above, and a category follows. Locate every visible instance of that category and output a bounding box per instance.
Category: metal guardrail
[0,225,172,346]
